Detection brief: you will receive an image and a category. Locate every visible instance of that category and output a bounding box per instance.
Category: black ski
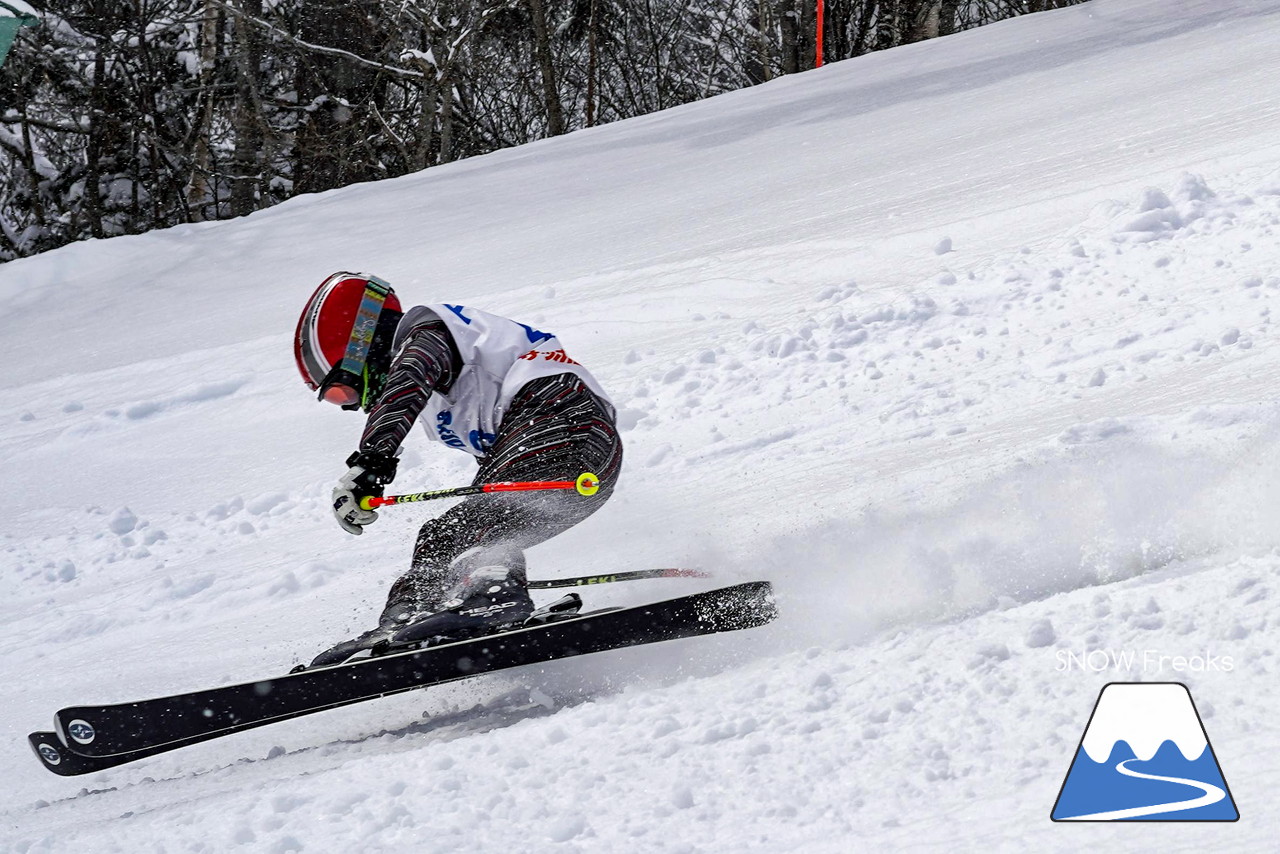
[527,567,709,588]
[29,731,175,777]
[34,581,774,774]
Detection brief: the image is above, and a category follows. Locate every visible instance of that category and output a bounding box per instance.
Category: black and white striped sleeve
[358,319,460,459]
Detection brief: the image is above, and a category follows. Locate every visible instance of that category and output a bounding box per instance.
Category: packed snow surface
[3,0,1280,850]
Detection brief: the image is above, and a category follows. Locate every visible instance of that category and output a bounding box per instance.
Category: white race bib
[395,304,612,457]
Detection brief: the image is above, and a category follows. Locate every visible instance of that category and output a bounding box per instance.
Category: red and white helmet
[294,272,402,407]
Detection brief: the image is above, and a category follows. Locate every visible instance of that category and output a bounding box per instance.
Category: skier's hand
[331,451,398,536]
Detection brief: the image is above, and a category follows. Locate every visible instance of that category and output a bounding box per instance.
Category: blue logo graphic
[516,321,554,344]
[434,411,466,449]
[444,304,472,324]
[468,429,496,453]
[67,718,96,745]
[1052,682,1238,821]
[37,743,62,765]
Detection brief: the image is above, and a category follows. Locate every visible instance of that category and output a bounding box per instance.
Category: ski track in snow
[4,0,1280,850]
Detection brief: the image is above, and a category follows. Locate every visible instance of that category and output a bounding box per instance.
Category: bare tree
[526,0,565,135]
[229,0,265,216]
[0,0,1090,261]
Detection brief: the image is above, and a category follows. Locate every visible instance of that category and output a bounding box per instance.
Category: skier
[294,272,623,664]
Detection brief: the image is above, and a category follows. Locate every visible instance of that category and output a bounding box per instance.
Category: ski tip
[711,580,778,630]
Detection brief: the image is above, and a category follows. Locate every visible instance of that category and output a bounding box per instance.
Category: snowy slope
[3,0,1280,850]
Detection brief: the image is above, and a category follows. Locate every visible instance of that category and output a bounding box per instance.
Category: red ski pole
[360,471,600,511]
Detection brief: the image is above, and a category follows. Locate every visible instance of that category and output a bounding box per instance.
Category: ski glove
[332,451,398,536]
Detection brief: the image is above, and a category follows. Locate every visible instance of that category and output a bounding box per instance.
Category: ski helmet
[294,272,403,410]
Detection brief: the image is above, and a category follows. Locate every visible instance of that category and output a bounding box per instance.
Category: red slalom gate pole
[816,0,824,68]
[360,472,600,511]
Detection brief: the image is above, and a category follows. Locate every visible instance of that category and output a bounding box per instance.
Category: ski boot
[301,596,421,669]
[378,565,536,651]
[302,547,510,669]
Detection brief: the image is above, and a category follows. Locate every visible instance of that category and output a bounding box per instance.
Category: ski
[34,581,774,774]
[29,731,176,777]
[527,567,709,588]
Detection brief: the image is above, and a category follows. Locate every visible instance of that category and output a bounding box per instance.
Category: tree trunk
[527,0,566,136]
[188,2,219,219]
[798,0,813,68]
[19,106,47,233]
[586,0,598,127]
[778,0,798,75]
[413,59,440,170]
[85,40,106,239]
[230,0,265,217]
[756,0,772,82]
[295,0,382,194]
[938,0,960,37]
[912,1,941,41]
[438,75,457,164]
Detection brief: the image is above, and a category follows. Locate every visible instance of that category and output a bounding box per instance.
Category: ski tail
[29,731,176,777]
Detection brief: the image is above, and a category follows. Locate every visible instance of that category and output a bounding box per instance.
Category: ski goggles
[318,277,393,410]
[318,365,366,409]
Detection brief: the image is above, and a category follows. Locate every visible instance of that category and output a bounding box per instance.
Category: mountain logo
[1052,682,1238,821]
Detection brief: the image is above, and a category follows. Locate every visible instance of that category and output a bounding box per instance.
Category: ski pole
[360,471,600,510]
[527,568,711,589]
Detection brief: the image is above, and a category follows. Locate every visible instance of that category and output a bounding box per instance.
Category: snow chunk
[1171,172,1216,204]
[1059,418,1131,445]
[109,507,139,535]
[546,815,587,843]
[671,785,695,809]
[616,408,647,431]
[1024,618,1056,648]
[207,497,244,520]
[1256,171,1280,196]
[968,642,1011,669]
[166,573,215,599]
[247,492,290,516]
[1115,188,1183,238]
[1138,187,1175,213]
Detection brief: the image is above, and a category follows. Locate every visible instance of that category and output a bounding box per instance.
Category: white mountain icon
[1081,683,1206,762]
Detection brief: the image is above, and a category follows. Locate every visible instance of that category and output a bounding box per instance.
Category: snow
[0,0,37,19]
[3,0,1280,849]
